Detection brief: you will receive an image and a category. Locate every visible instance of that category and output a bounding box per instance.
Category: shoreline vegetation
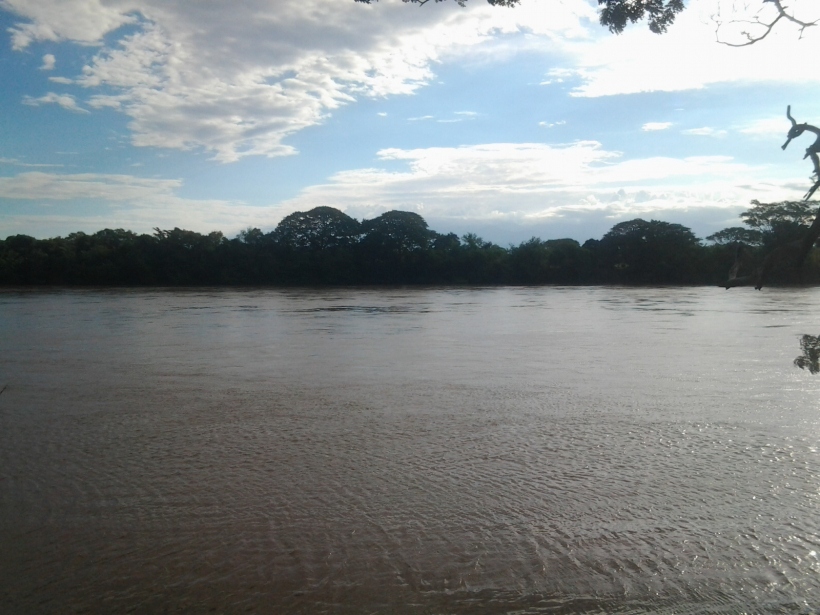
[3,203,820,287]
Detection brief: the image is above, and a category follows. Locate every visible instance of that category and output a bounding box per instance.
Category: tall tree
[593,218,701,284]
[273,207,362,251]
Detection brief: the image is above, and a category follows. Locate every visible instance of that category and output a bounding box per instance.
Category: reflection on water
[2,286,820,614]
[795,334,820,374]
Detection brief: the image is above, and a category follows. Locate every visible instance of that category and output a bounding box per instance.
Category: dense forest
[2,200,819,286]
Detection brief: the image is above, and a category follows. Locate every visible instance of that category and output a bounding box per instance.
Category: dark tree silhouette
[721,209,820,290]
[598,0,684,34]
[783,106,820,201]
[273,207,362,251]
[723,108,820,290]
[706,227,763,247]
[360,210,434,254]
[591,218,701,284]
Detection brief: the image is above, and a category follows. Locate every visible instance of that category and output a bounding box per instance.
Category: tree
[741,199,817,231]
[598,0,683,34]
[705,227,763,247]
[593,218,701,283]
[360,210,434,254]
[273,207,362,251]
[713,0,817,46]
[237,227,265,246]
[358,211,436,282]
[718,107,820,290]
[721,200,820,289]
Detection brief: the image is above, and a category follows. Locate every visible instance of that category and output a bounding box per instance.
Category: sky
[1,0,819,245]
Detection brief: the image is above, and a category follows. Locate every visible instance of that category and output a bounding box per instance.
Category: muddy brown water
[2,286,820,614]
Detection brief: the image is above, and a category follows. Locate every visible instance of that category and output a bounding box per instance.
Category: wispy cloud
[278,141,795,227]
[642,122,672,132]
[39,53,55,70]
[0,0,594,162]
[23,92,88,113]
[739,117,789,138]
[3,0,818,170]
[556,0,820,97]
[0,157,64,168]
[681,127,727,138]
[0,171,292,236]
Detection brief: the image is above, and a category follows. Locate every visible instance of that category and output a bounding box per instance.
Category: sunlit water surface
[2,286,820,614]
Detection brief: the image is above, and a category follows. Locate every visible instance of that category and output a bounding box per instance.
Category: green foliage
[706,200,820,285]
[740,200,818,250]
[3,207,805,287]
[273,207,361,251]
[740,200,817,230]
[598,0,684,34]
[590,219,700,283]
[361,211,433,253]
[508,237,588,283]
[705,227,763,246]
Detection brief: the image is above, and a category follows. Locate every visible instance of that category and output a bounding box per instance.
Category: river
[1,286,820,613]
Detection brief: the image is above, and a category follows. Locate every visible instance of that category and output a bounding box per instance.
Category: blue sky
[1,0,818,245]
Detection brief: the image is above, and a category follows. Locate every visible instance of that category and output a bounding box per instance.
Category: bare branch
[714,0,817,46]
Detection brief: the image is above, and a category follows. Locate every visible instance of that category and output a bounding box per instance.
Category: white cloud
[0,157,63,167]
[4,0,818,165]
[0,171,291,235]
[48,76,73,84]
[22,92,89,113]
[681,127,727,138]
[2,0,594,162]
[0,172,183,201]
[40,53,55,70]
[739,117,790,138]
[642,122,672,131]
[557,0,820,97]
[2,0,137,50]
[278,141,800,225]
[540,120,566,128]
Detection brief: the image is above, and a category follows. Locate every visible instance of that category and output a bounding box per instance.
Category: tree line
[2,201,820,286]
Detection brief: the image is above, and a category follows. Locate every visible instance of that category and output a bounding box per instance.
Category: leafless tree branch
[714,0,817,46]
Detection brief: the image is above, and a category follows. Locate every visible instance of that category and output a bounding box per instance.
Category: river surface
[2,286,820,614]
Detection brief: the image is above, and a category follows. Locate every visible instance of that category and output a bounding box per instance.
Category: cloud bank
[0,171,291,236]
[2,0,592,161]
[5,0,817,163]
[281,141,803,228]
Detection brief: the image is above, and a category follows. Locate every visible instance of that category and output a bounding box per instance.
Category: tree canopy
[8,206,820,287]
[273,206,362,251]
